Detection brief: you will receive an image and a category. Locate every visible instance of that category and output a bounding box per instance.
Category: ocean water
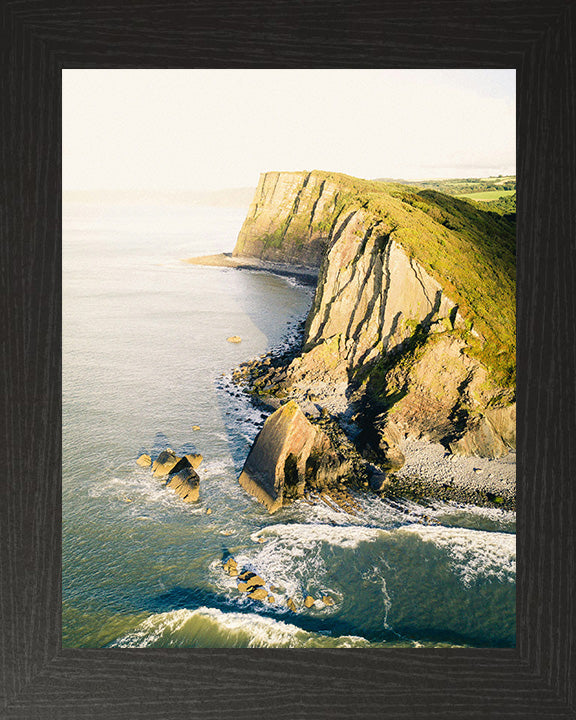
[62,198,516,649]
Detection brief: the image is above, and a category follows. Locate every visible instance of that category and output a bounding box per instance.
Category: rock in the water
[304,595,315,608]
[205,508,212,515]
[238,400,350,513]
[152,450,190,478]
[136,454,151,467]
[227,336,242,343]
[166,467,200,502]
[267,595,275,604]
[286,598,297,612]
[185,453,203,469]
[237,572,265,592]
[322,595,334,606]
[223,557,238,576]
[192,425,200,431]
[247,587,268,601]
[247,575,265,588]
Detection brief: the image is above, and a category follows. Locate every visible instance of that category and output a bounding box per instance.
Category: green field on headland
[375,175,516,216]
[457,189,516,201]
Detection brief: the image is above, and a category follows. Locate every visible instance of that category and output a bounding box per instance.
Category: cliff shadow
[348,293,445,444]
[230,267,315,351]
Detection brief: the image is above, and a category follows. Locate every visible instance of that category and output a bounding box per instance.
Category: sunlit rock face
[233,171,339,267]
[238,401,350,513]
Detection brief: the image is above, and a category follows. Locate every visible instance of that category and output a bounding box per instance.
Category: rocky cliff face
[233,170,516,460]
[233,171,341,267]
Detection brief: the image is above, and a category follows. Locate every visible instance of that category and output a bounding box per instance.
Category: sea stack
[238,400,349,513]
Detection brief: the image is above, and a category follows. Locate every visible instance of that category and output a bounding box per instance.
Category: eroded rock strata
[232,170,516,508]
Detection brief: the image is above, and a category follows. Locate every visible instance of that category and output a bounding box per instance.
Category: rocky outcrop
[152,450,190,478]
[221,557,334,611]
[449,403,516,457]
[185,453,203,469]
[247,587,268,601]
[238,400,351,513]
[222,557,238,576]
[166,467,200,503]
[304,234,463,367]
[233,170,516,461]
[370,335,516,459]
[238,572,266,592]
[139,449,203,502]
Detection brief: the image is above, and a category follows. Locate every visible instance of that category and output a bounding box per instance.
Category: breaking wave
[109,607,374,648]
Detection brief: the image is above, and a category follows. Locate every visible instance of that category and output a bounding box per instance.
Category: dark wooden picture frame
[1,1,574,717]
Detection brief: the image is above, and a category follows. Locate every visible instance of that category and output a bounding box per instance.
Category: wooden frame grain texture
[1,0,574,717]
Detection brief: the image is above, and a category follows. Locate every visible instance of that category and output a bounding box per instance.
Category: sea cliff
[228,170,516,510]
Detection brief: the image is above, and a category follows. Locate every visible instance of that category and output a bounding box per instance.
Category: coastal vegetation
[376,175,517,216]
[376,174,516,197]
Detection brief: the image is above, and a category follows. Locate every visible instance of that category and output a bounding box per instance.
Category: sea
[62,196,516,649]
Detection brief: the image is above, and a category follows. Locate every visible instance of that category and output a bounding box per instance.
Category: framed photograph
[2,2,574,718]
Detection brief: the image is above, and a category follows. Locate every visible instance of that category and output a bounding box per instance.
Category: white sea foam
[400,524,516,586]
[361,565,393,628]
[88,472,178,507]
[208,523,383,610]
[420,500,516,532]
[440,502,516,524]
[228,523,384,603]
[284,496,366,525]
[199,458,236,479]
[255,523,383,548]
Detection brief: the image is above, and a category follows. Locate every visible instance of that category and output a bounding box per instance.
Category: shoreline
[233,349,516,512]
[197,260,516,512]
[183,253,319,285]
[389,438,516,510]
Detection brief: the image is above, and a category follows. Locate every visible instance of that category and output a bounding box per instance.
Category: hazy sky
[63,69,515,192]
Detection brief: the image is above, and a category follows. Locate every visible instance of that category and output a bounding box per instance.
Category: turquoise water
[62,199,516,649]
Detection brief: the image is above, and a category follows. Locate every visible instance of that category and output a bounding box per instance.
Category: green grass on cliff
[271,170,516,389]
